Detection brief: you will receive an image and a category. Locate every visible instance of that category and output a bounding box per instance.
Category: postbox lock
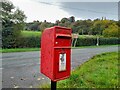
[55,42,58,44]
[59,53,66,71]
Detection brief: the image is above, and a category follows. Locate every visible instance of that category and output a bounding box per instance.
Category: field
[78,35,97,38]
[21,30,97,38]
[21,30,41,37]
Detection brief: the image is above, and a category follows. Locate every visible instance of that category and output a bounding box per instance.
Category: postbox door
[54,48,71,80]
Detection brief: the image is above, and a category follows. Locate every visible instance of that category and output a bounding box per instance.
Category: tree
[61,17,69,23]
[13,8,26,23]
[1,0,26,48]
[73,20,93,35]
[40,22,48,33]
[103,23,119,37]
[92,19,112,35]
[29,21,40,31]
[55,20,60,26]
[69,16,75,23]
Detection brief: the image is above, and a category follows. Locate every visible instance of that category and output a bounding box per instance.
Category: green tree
[92,19,113,35]
[73,19,93,35]
[61,18,69,23]
[1,0,26,48]
[29,21,40,31]
[69,16,75,23]
[103,23,119,37]
[40,22,48,33]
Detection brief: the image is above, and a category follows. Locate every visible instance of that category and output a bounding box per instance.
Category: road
[1,46,118,88]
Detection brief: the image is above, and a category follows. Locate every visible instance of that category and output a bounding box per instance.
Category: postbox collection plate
[59,53,66,71]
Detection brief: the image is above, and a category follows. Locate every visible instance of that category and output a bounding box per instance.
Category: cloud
[34,0,119,2]
[10,0,119,22]
[58,2,118,20]
[10,0,71,22]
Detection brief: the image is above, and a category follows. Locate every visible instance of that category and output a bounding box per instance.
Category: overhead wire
[39,2,117,16]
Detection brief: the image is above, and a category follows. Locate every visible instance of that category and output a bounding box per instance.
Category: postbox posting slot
[56,34,71,38]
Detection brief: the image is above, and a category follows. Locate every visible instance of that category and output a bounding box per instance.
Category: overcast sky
[10,0,119,23]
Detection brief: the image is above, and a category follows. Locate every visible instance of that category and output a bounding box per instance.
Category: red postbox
[41,26,72,81]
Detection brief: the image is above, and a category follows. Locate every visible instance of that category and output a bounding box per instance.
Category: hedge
[2,36,119,48]
[16,36,41,48]
[2,36,41,48]
[75,37,119,46]
[99,38,119,45]
[75,37,96,46]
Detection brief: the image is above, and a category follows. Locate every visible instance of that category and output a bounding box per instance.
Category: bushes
[16,36,41,48]
[2,36,41,48]
[2,35,119,48]
[76,37,97,46]
[2,26,21,49]
[76,37,119,46]
[99,38,119,45]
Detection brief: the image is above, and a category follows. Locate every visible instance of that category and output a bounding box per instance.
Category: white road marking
[13,85,19,88]
[42,78,44,80]
[29,86,33,88]
[37,78,41,81]
[10,77,14,79]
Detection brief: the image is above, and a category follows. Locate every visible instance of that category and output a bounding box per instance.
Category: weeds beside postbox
[41,26,72,81]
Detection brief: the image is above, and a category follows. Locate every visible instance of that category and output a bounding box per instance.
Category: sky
[10,0,119,23]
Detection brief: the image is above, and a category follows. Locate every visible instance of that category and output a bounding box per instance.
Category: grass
[57,52,119,88]
[78,35,103,38]
[1,44,118,53]
[72,44,118,49]
[21,31,99,38]
[0,48,40,53]
[40,52,119,88]
[21,31,94,38]
[21,30,41,37]
[78,35,96,38]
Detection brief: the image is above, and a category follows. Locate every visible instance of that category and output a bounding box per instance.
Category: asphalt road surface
[1,46,118,88]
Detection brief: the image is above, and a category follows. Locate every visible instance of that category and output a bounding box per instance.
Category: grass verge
[40,52,118,88]
[1,45,118,53]
[0,48,40,53]
[72,44,118,49]
[57,52,118,88]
